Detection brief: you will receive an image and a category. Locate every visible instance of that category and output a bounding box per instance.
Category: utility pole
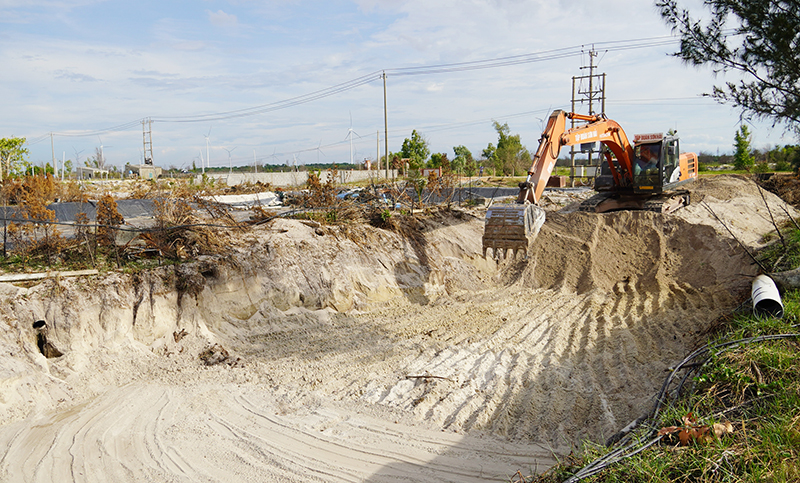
[376,130,380,181]
[382,71,389,181]
[50,132,56,175]
[569,46,606,187]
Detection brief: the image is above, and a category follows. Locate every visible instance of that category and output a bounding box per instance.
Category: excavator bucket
[482,204,546,258]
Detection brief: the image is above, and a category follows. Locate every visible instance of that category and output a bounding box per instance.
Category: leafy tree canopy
[452,145,473,173]
[0,136,29,179]
[482,143,496,162]
[768,144,800,172]
[428,152,450,171]
[657,0,800,136]
[733,124,754,169]
[400,130,430,170]
[492,121,530,176]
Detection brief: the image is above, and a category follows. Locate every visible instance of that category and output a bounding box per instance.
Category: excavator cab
[632,140,663,193]
[632,133,694,195]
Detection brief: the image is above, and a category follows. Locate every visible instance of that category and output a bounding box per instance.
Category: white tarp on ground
[205,192,281,208]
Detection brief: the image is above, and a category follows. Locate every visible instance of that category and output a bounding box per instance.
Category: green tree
[0,137,29,179]
[482,143,495,160]
[769,144,800,172]
[482,143,496,174]
[657,0,800,135]
[491,121,530,176]
[400,130,430,170]
[733,124,754,170]
[429,153,447,169]
[464,157,477,177]
[452,145,473,174]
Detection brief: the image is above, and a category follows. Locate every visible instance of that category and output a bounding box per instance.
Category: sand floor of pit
[0,174,794,482]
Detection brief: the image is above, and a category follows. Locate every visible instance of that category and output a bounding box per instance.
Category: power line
[152,73,383,123]
[59,35,684,129]
[51,120,144,138]
[30,33,698,150]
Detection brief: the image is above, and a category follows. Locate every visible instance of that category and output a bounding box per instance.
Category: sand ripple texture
[0,382,550,482]
[0,175,790,482]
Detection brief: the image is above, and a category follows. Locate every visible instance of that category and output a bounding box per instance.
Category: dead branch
[780,205,800,231]
[768,267,800,291]
[405,374,455,383]
[756,182,785,247]
[701,201,768,273]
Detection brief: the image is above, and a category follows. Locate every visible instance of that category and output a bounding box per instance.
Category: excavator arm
[483,109,637,258]
[517,110,636,205]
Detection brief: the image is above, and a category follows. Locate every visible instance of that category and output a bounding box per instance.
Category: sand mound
[0,174,793,481]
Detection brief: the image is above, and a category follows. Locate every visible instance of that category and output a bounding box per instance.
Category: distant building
[76,167,109,180]
[127,164,163,180]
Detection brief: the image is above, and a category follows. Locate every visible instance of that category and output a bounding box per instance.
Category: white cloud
[54,69,98,82]
[172,40,208,52]
[208,9,238,27]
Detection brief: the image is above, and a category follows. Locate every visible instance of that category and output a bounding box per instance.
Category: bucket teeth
[482,205,546,258]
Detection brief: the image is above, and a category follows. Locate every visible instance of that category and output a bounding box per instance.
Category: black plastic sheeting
[48,199,156,222]
[0,199,156,226]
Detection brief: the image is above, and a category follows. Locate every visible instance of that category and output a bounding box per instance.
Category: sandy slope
[0,174,792,482]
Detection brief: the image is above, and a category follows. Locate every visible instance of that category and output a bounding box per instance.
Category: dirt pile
[0,174,794,482]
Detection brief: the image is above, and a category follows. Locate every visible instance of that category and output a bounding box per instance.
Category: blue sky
[2,0,796,172]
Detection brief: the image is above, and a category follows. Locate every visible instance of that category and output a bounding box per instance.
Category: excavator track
[642,190,691,214]
[577,192,614,213]
[578,190,691,213]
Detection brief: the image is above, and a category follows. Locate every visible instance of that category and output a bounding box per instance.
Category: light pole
[203,127,211,175]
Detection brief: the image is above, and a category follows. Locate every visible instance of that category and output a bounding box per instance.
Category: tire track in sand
[0,383,554,482]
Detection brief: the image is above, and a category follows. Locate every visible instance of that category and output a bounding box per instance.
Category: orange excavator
[482,109,698,257]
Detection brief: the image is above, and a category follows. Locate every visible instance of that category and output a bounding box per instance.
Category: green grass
[519,229,800,483]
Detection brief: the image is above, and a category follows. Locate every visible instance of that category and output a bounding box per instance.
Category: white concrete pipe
[752,275,784,319]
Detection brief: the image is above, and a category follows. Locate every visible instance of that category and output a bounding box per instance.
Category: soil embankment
[0,174,791,482]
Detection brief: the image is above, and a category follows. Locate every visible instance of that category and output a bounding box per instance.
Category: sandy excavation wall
[0,211,493,425]
[0,174,793,480]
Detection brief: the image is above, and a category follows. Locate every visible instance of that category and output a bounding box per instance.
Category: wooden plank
[0,269,99,282]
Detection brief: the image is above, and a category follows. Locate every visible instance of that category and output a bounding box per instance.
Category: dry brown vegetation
[0,175,251,270]
[1,175,66,266]
[1,171,477,271]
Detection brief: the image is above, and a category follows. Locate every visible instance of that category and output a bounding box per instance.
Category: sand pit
[0,174,794,482]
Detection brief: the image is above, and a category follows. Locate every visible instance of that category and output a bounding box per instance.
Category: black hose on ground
[562,332,800,483]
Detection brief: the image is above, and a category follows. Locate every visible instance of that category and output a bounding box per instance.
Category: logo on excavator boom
[574,130,598,143]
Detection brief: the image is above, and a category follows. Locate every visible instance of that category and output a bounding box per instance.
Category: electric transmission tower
[142,118,154,166]
[569,47,606,186]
